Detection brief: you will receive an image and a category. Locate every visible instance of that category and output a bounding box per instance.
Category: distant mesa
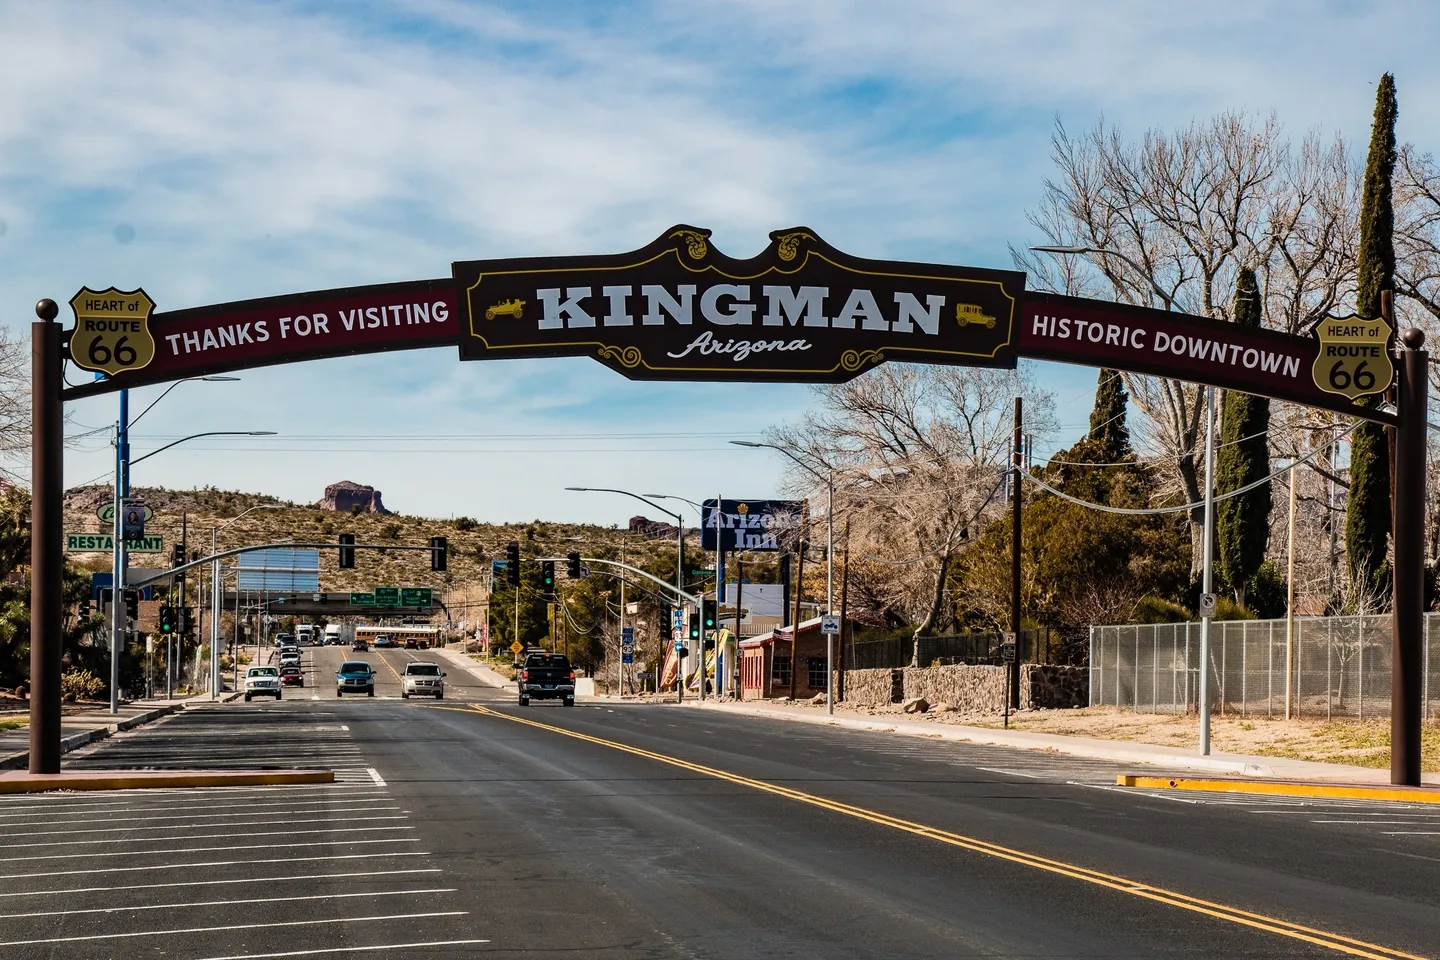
[319,481,389,514]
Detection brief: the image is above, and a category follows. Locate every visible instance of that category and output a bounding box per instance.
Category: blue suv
[336,661,375,697]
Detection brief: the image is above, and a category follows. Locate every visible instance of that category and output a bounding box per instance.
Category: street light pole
[729,441,835,714]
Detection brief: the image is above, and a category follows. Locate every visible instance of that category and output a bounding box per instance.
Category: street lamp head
[200,376,241,382]
[244,431,278,436]
[1030,244,1092,254]
[564,486,591,492]
[728,440,768,449]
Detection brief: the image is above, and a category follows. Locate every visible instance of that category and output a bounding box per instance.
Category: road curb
[0,703,183,770]
[1118,774,1440,803]
[0,767,334,794]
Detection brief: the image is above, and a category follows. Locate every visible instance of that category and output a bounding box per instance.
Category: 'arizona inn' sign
[453,226,1022,381]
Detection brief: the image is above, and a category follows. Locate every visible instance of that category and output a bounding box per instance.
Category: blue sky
[3,1,1437,524]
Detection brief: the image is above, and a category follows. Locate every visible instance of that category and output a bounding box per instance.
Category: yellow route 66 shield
[1312,313,1393,400]
[68,287,157,376]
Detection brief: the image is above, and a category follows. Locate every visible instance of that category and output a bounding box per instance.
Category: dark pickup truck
[519,653,576,707]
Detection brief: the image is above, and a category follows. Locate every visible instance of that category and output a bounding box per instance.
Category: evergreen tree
[1215,268,1272,606]
[1346,72,1397,602]
[1088,369,1132,462]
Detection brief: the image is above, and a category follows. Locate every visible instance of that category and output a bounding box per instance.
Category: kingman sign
[453,226,1022,382]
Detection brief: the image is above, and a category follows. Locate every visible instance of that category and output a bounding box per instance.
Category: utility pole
[1009,396,1022,710]
[734,558,744,701]
[1199,386,1217,755]
[790,508,807,701]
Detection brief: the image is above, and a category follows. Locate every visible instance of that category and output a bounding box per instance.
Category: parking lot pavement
[0,706,486,959]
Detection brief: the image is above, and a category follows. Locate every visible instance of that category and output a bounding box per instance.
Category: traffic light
[79,598,91,619]
[158,605,175,634]
[541,560,555,591]
[702,598,717,631]
[430,536,448,572]
[566,551,581,578]
[506,541,521,585]
[704,636,716,651]
[171,544,185,568]
[123,589,139,622]
[338,533,355,569]
[688,611,700,642]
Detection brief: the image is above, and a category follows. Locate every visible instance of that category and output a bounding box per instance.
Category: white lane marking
[3,815,409,838]
[0,868,443,898]
[1313,820,1440,825]
[0,799,396,824]
[1382,831,1440,835]
[192,940,492,960]
[0,887,457,919]
[0,910,469,947]
[0,795,394,817]
[367,767,387,786]
[0,851,430,882]
[4,825,414,849]
[973,766,1046,779]
[0,837,421,864]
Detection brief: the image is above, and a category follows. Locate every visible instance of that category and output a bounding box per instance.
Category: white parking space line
[368,767,387,786]
[0,836,422,864]
[0,868,443,898]
[0,795,394,817]
[4,824,415,849]
[0,910,469,947]
[193,940,493,960]
[4,815,410,837]
[0,851,433,881]
[0,887,458,919]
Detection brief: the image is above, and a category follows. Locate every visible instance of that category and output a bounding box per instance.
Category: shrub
[60,669,104,702]
[454,517,477,531]
[380,522,402,540]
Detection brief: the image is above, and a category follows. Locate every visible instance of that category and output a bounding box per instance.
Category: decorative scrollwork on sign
[775,231,817,262]
[669,229,710,260]
[598,345,643,368]
[840,348,884,372]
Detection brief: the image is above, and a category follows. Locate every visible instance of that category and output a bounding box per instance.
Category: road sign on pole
[400,587,433,607]
[820,614,840,636]
[509,640,524,655]
[349,592,376,606]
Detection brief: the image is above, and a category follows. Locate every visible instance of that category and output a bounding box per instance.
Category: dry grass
[969,706,1440,772]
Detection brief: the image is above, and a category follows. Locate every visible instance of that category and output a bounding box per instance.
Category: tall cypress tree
[1089,369,1132,462]
[1346,72,1397,604]
[1215,268,1272,605]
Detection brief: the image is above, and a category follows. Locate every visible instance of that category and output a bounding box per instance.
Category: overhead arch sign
[59,223,1394,421]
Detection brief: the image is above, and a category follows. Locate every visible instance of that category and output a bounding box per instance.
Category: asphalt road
[1,651,1438,958]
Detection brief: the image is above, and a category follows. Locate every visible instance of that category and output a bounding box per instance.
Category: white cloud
[5,0,1435,523]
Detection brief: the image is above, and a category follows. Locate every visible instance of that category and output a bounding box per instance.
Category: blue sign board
[237,548,321,592]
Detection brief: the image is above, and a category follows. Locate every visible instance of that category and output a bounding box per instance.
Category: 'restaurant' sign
[1018,292,1394,419]
[62,278,458,398]
[453,226,1022,382]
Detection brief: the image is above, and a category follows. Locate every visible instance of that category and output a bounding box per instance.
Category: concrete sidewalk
[677,697,1440,785]
[432,648,515,690]
[0,698,193,770]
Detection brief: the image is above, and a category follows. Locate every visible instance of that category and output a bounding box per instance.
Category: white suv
[244,666,283,701]
[401,662,446,700]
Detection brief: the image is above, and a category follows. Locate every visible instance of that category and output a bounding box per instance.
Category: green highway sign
[349,592,376,606]
[374,586,400,607]
[401,587,433,608]
[66,533,164,553]
[688,568,715,577]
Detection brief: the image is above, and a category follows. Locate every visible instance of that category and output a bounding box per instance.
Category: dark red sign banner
[61,278,458,399]
[1019,292,1393,422]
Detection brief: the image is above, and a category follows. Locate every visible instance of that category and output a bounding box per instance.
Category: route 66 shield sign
[67,287,157,376]
[1311,313,1393,401]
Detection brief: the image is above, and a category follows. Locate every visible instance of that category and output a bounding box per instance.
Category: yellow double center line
[469,703,1425,960]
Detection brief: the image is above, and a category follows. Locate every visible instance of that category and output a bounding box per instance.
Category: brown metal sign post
[25,226,1426,784]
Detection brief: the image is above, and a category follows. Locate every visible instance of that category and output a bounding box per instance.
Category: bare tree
[0,327,29,486]
[766,362,1055,641]
[1015,114,1359,578]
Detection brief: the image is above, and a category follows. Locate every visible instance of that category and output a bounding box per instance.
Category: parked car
[279,665,304,687]
[401,662,445,699]
[336,661,375,697]
[519,652,576,707]
[351,639,369,652]
[244,666,282,701]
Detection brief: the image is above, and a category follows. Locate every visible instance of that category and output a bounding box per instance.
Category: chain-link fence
[1090,615,1440,718]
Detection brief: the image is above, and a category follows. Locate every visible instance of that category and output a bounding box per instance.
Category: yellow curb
[1118,775,1440,804]
[0,769,334,794]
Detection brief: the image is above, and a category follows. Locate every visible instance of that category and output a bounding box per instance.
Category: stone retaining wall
[838,663,1088,713]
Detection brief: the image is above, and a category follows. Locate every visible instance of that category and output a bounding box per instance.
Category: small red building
[739,616,835,700]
